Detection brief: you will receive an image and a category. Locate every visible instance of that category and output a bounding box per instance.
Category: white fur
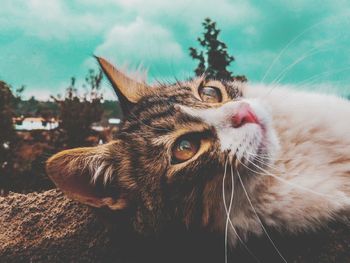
[245,85,350,231]
[183,84,350,243]
[180,99,279,165]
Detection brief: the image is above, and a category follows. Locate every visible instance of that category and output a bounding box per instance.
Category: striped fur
[47,59,350,249]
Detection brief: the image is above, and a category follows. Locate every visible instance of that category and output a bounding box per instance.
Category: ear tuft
[46,142,128,210]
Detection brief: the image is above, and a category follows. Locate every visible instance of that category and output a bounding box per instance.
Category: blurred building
[15,117,59,131]
[108,118,121,125]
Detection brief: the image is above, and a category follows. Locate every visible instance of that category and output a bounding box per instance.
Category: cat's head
[46,57,278,235]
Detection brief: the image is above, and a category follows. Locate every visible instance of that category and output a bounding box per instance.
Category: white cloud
[24,79,119,101]
[22,82,66,101]
[75,0,261,36]
[114,0,259,21]
[0,0,110,40]
[278,0,349,12]
[95,17,184,67]
[0,0,261,44]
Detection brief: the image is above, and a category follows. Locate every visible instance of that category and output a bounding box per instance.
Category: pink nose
[231,103,259,128]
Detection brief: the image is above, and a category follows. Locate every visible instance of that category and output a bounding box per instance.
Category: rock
[0,190,118,263]
[1,190,350,262]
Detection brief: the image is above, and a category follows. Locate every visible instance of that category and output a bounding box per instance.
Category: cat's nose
[231,103,259,128]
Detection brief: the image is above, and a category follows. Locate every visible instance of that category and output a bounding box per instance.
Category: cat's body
[46,57,350,260]
[227,84,350,243]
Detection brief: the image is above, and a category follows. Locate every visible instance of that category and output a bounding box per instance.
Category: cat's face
[46,57,278,235]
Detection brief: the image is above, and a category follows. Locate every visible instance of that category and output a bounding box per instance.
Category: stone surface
[0,190,119,263]
[1,189,350,263]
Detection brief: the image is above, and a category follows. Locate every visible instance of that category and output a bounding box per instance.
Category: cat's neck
[243,84,350,233]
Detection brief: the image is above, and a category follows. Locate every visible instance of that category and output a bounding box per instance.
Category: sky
[1,0,350,100]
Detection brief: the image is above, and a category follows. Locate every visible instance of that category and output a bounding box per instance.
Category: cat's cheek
[261,125,280,161]
[245,98,280,163]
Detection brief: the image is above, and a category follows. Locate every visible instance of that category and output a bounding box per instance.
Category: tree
[53,69,104,148]
[189,18,246,81]
[0,81,15,171]
[0,81,17,179]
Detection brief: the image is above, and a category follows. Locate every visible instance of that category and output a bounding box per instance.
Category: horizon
[1,0,350,100]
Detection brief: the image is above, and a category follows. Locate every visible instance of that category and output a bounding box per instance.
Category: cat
[46,56,350,261]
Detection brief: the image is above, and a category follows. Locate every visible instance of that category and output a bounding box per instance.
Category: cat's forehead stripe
[120,80,245,139]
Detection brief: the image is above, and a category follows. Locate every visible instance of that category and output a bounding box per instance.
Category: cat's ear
[46,141,129,210]
[95,56,150,115]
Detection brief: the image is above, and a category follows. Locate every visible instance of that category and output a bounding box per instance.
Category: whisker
[236,163,288,263]
[270,46,331,86]
[230,162,261,263]
[265,47,331,98]
[244,150,337,163]
[297,79,350,95]
[222,156,229,263]
[241,156,341,200]
[260,20,325,83]
[222,156,260,263]
[296,66,350,87]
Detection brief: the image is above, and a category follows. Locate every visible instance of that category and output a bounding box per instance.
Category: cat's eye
[199,86,222,103]
[172,135,200,164]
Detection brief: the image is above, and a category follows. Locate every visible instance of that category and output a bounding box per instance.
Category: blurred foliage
[0,81,56,194]
[0,81,17,178]
[14,98,121,120]
[52,70,104,148]
[0,68,122,194]
[16,97,59,119]
[189,17,246,82]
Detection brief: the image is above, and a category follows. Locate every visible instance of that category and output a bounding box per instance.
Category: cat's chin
[236,99,279,167]
[228,117,279,171]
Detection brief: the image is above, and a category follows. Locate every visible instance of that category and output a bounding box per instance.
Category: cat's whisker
[244,150,333,163]
[250,155,301,176]
[270,46,330,86]
[244,151,285,162]
[295,66,350,87]
[226,160,234,263]
[241,156,340,200]
[252,155,349,200]
[260,15,348,89]
[245,152,322,184]
[265,47,332,98]
[236,165,287,263]
[229,164,261,263]
[222,156,229,263]
[222,156,260,263]
[247,152,290,166]
[260,20,325,84]
[298,80,350,94]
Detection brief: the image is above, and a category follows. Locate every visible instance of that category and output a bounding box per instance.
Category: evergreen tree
[189,18,246,81]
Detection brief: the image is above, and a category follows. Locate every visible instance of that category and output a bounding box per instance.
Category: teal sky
[1,0,350,100]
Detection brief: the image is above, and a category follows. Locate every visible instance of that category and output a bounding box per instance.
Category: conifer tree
[190,18,246,81]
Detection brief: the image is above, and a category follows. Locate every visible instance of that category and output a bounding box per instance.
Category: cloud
[1,0,350,99]
[1,0,260,42]
[22,82,66,101]
[95,17,185,78]
[0,0,110,40]
[78,0,260,32]
[22,79,118,101]
[115,0,260,24]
